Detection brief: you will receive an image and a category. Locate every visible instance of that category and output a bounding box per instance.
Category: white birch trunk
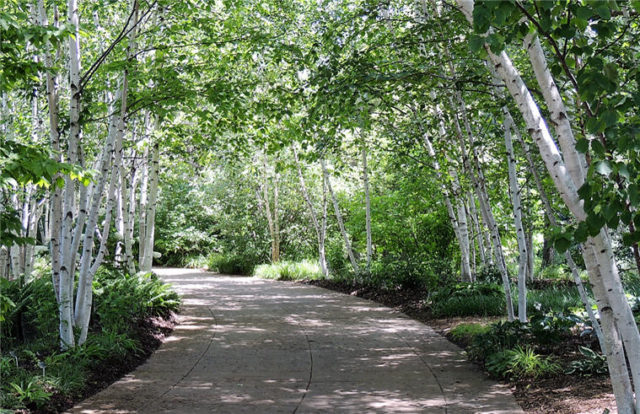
[58,0,82,349]
[0,247,8,280]
[455,1,640,409]
[447,162,473,282]
[362,146,373,270]
[321,159,360,273]
[293,146,329,277]
[504,113,528,322]
[140,141,159,272]
[422,124,472,282]
[447,97,515,320]
[38,0,62,302]
[261,153,279,262]
[121,161,137,274]
[138,142,149,265]
[511,109,606,352]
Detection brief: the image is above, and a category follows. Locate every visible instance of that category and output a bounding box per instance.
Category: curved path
[70,268,523,413]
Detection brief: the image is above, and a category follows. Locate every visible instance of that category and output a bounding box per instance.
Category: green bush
[254,260,323,281]
[208,252,260,275]
[526,287,584,314]
[467,320,530,361]
[528,312,582,345]
[93,270,180,332]
[448,323,490,346]
[430,283,506,317]
[1,268,180,412]
[565,346,608,377]
[476,265,503,284]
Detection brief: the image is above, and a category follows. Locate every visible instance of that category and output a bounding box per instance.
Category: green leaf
[629,184,639,207]
[586,214,605,236]
[554,235,572,253]
[603,63,618,82]
[576,6,593,20]
[576,138,589,153]
[469,34,485,53]
[601,109,618,128]
[578,182,591,199]
[595,160,612,176]
[594,4,611,19]
[591,139,605,156]
[574,222,589,243]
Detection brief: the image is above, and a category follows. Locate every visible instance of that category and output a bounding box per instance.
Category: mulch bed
[304,279,617,414]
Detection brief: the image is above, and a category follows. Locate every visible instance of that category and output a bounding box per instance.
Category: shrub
[476,265,503,284]
[208,252,260,275]
[566,346,608,377]
[254,260,323,281]
[526,287,584,314]
[529,312,582,345]
[448,323,490,346]
[93,270,180,332]
[467,320,530,361]
[430,283,506,317]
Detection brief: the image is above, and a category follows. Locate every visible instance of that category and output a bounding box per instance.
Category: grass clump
[486,346,561,380]
[254,260,323,281]
[430,283,506,317]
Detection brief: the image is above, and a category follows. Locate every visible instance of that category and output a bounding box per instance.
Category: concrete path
[70,268,523,413]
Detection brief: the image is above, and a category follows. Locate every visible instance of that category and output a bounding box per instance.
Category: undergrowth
[0,269,180,412]
[254,260,323,281]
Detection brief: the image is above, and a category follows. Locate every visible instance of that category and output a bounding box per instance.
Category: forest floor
[305,279,617,414]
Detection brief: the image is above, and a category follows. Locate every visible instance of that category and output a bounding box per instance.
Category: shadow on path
[69,268,523,413]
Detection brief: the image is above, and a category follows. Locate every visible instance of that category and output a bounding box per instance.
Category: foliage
[208,253,262,276]
[526,287,585,314]
[467,320,530,362]
[486,346,561,380]
[566,346,609,377]
[254,260,324,281]
[1,268,179,411]
[430,283,506,317]
[528,312,583,345]
[93,270,180,332]
[448,323,491,346]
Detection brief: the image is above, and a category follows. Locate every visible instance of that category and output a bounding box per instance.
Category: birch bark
[447,98,515,320]
[454,2,640,409]
[362,146,373,270]
[293,147,329,277]
[504,114,528,322]
[321,159,360,273]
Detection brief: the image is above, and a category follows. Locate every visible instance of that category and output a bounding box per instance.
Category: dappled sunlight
[70,269,523,413]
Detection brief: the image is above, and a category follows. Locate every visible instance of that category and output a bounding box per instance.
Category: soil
[305,279,617,414]
[26,312,177,414]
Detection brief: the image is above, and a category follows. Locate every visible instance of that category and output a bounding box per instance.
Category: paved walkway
[70,268,523,413]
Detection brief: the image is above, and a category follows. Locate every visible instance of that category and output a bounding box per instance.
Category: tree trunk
[321,159,360,273]
[140,141,159,272]
[293,146,329,277]
[455,2,640,408]
[362,146,372,270]
[261,153,279,262]
[38,0,62,303]
[504,113,528,322]
[446,96,515,320]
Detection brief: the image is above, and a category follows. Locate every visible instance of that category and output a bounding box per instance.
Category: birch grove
[3,1,640,412]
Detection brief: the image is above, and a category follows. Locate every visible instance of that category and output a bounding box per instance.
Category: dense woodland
[2,0,640,412]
